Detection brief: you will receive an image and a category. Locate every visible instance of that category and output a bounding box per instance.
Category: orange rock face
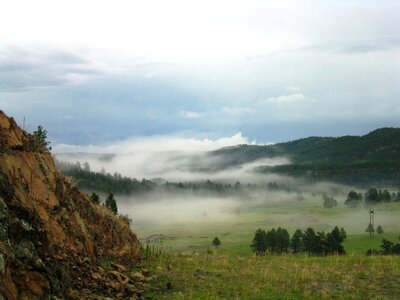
[0,110,140,299]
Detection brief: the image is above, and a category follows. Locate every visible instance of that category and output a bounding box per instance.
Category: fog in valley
[51,134,400,246]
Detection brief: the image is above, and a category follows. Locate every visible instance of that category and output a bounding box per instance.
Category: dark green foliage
[364,187,393,205]
[365,187,379,204]
[105,193,118,214]
[212,237,221,247]
[30,125,51,152]
[217,127,400,185]
[381,239,395,254]
[322,194,337,208]
[57,160,156,195]
[368,238,400,255]
[344,191,363,208]
[251,226,346,256]
[291,229,303,253]
[376,225,384,235]
[275,227,290,253]
[251,229,267,254]
[90,192,100,205]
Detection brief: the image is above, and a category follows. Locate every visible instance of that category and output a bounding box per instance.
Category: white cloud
[178,111,202,119]
[264,93,311,105]
[53,132,250,154]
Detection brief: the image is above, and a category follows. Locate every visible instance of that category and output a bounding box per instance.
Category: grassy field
[142,252,400,299]
[129,192,400,299]
[134,193,400,255]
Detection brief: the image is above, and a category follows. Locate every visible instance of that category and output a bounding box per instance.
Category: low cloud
[53,133,290,182]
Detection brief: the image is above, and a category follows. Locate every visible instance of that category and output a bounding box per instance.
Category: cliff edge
[0,111,141,299]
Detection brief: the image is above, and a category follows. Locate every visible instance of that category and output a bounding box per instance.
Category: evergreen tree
[212,236,221,247]
[265,228,277,252]
[376,225,384,235]
[302,228,317,255]
[105,193,118,214]
[345,191,363,208]
[251,229,267,254]
[365,187,379,204]
[31,125,52,152]
[291,229,303,253]
[90,192,100,204]
[276,227,290,253]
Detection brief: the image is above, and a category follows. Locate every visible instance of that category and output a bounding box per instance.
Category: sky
[1,0,399,150]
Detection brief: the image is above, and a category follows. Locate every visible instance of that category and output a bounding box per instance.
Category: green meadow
[135,193,400,255]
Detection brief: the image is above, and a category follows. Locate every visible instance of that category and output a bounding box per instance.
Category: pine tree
[90,192,100,204]
[212,237,221,247]
[31,125,51,152]
[251,229,267,254]
[105,193,118,214]
[291,229,303,253]
[376,225,384,235]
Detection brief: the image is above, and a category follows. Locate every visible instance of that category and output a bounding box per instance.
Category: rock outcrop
[0,111,141,299]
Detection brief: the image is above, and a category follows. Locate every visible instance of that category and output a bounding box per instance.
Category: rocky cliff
[0,111,142,299]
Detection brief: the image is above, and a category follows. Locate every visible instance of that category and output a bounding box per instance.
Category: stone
[16,238,36,261]
[111,262,126,272]
[91,272,102,281]
[20,219,33,232]
[110,281,121,291]
[1,268,17,300]
[131,272,145,282]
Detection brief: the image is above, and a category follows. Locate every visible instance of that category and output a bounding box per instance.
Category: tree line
[367,237,400,255]
[345,187,400,208]
[251,226,347,256]
[56,160,302,196]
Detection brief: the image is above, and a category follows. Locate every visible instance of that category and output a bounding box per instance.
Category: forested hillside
[212,128,400,185]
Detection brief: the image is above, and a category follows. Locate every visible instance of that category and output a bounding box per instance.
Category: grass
[132,193,400,299]
[135,194,400,255]
[144,252,400,299]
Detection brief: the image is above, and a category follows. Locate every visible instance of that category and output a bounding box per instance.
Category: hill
[211,128,400,185]
[0,111,146,299]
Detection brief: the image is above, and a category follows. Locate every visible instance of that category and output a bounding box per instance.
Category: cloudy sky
[1,0,399,149]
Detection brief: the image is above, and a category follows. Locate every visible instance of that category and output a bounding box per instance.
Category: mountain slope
[212,128,400,184]
[0,111,141,299]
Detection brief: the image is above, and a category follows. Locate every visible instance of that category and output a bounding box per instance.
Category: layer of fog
[54,133,288,183]
[54,134,369,237]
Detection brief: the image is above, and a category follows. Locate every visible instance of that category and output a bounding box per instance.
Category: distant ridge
[212,127,400,185]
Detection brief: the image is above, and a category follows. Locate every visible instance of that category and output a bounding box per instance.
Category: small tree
[105,193,118,214]
[31,125,51,152]
[90,192,100,205]
[251,229,267,254]
[376,225,384,235]
[345,191,363,208]
[365,223,375,238]
[323,194,337,208]
[212,237,221,247]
